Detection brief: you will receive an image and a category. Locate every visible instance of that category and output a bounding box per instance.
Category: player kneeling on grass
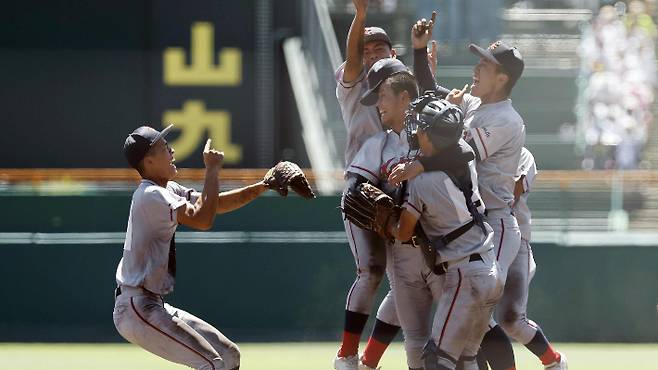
[113,124,313,370]
[386,99,504,370]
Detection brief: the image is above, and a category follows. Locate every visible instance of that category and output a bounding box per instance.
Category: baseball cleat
[358,359,381,370]
[544,352,567,370]
[334,354,359,370]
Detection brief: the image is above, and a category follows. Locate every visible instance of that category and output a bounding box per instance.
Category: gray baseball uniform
[497,147,540,344]
[335,59,401,328]
[335,61,383,168]
[460,94,525,279]
[396,163,504,370]
[113,180,239,370]
[343,129,417,325]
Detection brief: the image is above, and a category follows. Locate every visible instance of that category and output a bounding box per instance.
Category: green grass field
[1,342,658,369]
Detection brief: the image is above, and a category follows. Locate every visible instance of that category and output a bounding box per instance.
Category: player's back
[405,162,493,263]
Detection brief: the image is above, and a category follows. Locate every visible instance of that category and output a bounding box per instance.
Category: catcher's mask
[405,93,464,152]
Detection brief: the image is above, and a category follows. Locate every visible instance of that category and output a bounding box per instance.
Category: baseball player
[389,19,527,370]
[386,98,504,370]
[338,56,421,370]
[495,147,567,369]
[334,1,403,368]
[113,125,294,370]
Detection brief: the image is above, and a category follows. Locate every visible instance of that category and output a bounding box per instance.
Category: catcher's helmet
[415,99,464,150]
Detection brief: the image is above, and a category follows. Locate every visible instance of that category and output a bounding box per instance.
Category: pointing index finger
[430,11,437,25]
[204,139,211,152]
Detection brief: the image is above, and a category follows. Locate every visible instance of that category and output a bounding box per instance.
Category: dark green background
[1,194,656,342]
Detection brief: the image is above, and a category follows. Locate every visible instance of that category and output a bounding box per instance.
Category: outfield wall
[1,194,657,342]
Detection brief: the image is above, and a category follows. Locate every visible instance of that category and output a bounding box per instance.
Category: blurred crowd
[578,0,657,169]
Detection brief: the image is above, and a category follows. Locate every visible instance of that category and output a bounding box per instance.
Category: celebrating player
[386,98,504,370]
[496,148,567,369]
[333,1,403,369]
[113,125,312,370]
[390,15,526,370]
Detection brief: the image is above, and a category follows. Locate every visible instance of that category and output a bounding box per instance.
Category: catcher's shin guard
[422,340,457,370]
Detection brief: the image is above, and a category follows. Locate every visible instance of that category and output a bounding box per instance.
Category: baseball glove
[263,161,315,199]
[342,183,399,241]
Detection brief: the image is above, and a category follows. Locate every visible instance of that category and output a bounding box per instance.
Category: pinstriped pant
[343,217,399,326]
[484,210,522,281]
[113,287,239,370]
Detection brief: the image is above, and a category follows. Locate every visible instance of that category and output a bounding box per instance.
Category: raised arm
[177,139,223,230]
[411,12,451,97]
[343,0,369,83]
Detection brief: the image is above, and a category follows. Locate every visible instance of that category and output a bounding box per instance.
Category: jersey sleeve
[346,133,385,183]
[143,186,188,227]
[168,181,200,204]
[335,61,367,102]
[402,178,423,220]
[465,122,521,162]
[515,148,538,193]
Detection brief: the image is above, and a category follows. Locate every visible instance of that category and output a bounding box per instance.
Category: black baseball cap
[124,124,174,168]
[469,41,524,86]
[364,27,392,48]
[360,58,409,106]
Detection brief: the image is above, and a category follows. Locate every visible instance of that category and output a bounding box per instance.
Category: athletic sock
[338,310,370,357]
[480,325,516,370]
[525,329,561,365]
[361,319,400,368]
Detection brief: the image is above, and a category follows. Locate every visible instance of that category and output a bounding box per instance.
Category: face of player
[363,41,395,70]
[470,58,509,103]
[143,139,177,182]
[376,80,409,132]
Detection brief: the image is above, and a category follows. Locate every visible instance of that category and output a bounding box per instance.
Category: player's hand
[411,11,436,50]
[447,84,468,106]
[202,139,224,171]
[352,0,368,15]
[428,40,438,78]
[388,161,425,186]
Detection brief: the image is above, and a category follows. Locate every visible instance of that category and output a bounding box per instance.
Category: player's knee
[499,308,526,340]
[222,344,241,369]
[205,344,240,370]
[359,264,385,285]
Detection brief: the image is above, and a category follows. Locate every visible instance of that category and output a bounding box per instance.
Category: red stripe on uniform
[130,297,215,370]
[475,128,490,159]
[496,218,505,261]
[439,269,463,347]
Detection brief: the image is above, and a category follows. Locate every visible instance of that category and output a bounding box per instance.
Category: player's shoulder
[363,131,389,146]
[139,181,179,205]
[498,100,524,126]
[409,170,449,190]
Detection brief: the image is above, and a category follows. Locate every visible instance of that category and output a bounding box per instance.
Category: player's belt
[115,285,158,299]
[434,253,483,276]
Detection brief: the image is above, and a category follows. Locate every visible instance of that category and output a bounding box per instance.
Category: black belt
[434,253,483,276]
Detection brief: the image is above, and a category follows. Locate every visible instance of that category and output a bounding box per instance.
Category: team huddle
[111,2,567,370]
[332,2,568,370]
